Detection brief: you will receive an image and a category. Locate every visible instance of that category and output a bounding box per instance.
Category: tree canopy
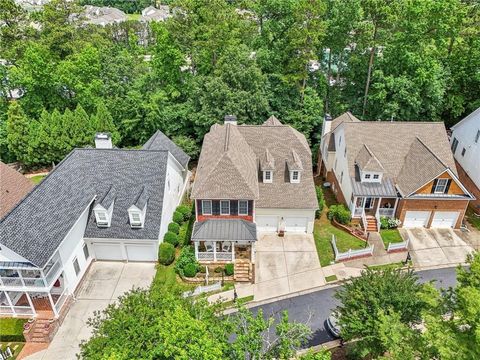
[1,0,479,166]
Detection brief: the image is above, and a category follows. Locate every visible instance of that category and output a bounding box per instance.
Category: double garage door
[403,211,459,229]
[91,242,157,261]
[256,216,309,233]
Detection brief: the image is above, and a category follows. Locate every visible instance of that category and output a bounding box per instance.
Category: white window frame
[475,130,480,144]
[263,170,273,183]
[451,137,459,153]
[238,200,248,216]
[73,257,80,276]
[83,243,90,260]
[129,211,143,228]
[334,158,338,170]
[461,147,466,156]
[202,200,212,215]
[373,174,379,180]
[434,178,449,194]
[290,170,300,183]
[95,210,110,227]
[365,174,371,179]
[220,200,230,215]
[340,171,344,184]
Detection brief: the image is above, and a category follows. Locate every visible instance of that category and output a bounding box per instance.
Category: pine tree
[91,101,120,144]
[6,101,30,163]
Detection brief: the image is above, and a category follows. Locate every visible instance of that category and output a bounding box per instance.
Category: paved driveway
[25,261,156,360]
[254,233,325,301]
[400,228,474,268]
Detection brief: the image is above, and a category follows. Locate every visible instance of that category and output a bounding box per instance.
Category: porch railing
[353,208,363,217]
[375,209,381,232]
[44,259,62,286]
[0,277,46,288]
[54,288,68,314]
[378,208,395,217]
[197,252,233,262]
[0,305,34,316]
[361,209,368,232]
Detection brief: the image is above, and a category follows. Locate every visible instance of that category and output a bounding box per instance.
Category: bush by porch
[0,318,26,342]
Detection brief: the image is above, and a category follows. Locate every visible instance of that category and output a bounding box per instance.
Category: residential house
[82,6,127,26]
[141,6,171,22]
[191,115,318,270]
[0,162,34,219]
[450,107,480,212]
[0,132,189,318]
[319,113,474,230]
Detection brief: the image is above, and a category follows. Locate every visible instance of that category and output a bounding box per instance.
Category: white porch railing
[197,252,215,261]
[375,209,381,232]
[361,209,368,231]
[378,208,395,217]
[54,288,68,314]
[353,208,363,217]
[0,276,46,288]
[0,305,34,316]
[331,234,374,261]
[387,238,410,252]
[196,252,233,262]
[44,259,62,285]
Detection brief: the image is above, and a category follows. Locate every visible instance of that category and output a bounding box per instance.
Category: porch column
[377,197,382,214]
[48,292,59,318]
[231,242,235,262]
[18,270,26,287]
[213,241,217,262]
[393,198,399,218]
[4,291,15,316]
[40,269,47,287]
[25,292,36,317]
[350,197,357,215]
[194,241,199,259]
[251,242,255,263]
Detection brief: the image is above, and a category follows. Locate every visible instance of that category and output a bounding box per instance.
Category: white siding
[255,208,316,233]
[158,154,189,242]
[332,126,354,206]
[451,108,480,188]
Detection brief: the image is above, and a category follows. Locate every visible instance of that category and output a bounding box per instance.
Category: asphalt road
[250,266,459,347]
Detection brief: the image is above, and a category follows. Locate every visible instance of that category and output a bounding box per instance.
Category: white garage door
[284,217,308,232]
[125,244,156,261]
[92,243,123,261]
[431,211,459,228]
[256,216,278,232]
[403,211,431,228]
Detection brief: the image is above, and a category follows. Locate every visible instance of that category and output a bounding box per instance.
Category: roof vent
[224,115,237,126]
[94,132,112,149]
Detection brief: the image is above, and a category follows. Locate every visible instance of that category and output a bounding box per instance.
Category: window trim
[83,243,90,260]
[220,200,230,215]
[95,210,109,227]
[73,257,80,276]
[451,137,459,153]
[476,130,480,144]
[238,200,248,216]
[202,200,212,215]
[130,211,143,227]
[365,174,371,179]
[461,147,466,157]
[263,170,273,183]
[373,174,379,180]
[434,178,449,194]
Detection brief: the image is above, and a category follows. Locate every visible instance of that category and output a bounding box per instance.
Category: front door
[364,197,374,209]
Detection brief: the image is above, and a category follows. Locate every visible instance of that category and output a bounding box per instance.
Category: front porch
[194,241,255,263]
[351,196,398,218]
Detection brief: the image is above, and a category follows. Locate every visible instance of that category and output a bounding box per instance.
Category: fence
[182,282,222,298]
[331,234,374,261]
[387,238,410,252]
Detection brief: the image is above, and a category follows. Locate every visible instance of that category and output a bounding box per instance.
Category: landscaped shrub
[164,231,179,247]
[315,185,325,218]
[214,266,224,273]
[176,205,192,221]
[173,211,184,224]
[175,246,199,276]
[168,222,180,234]
[0,318,26,342]
[183,263,198,277]
[380,216,401,229]
[158,243,175,265]
[225,263,234,276]
[327,204,351,225]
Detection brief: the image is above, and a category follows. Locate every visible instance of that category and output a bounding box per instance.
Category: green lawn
[314,213,367,267]
[127,14,141,21]
[380,228,404,248]
[466,207,480,230]
[0,318,26,342]
[0,342,25,359]
[30,174,46,184]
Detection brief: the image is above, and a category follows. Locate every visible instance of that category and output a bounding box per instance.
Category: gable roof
[451,107,480,130]
[331,117,461,197]
[355,144,384,172]
[192,118,318,209]
[142,130,190,168]
[0,149,169,268]
[0,162,34,219]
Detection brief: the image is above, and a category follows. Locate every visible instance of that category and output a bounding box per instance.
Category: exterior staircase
[27,319,53,343]
[234,259,252,283]
[366,216,379,232]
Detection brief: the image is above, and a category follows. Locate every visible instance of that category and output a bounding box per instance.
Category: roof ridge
[225,152,258,196]
[143,130,160,150]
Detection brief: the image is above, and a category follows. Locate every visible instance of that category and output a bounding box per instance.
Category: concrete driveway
[25,261,156,360]
[254,233,325,301]
[400,228,475,268]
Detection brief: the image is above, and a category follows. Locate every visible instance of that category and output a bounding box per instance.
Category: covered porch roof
[351,174,398,197]
[192,219,257,242]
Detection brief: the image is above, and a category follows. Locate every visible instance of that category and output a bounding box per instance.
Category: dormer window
[373,174,379,180]
[290,170,301,183]
[95,210,110,227]
[362,172,382,183]
[263,171,273,183]
[129,211,143,228]
[365,174,371,179]
[129,187,148,228]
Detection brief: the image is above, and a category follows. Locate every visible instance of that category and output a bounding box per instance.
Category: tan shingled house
[0,161,34,219]
[318,113,474,230]
[190,115,318,278]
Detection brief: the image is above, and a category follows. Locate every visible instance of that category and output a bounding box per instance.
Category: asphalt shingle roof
[0,162,34,219]
[192,219,257,241]
[0,149,169,268]
[142,130,190,168]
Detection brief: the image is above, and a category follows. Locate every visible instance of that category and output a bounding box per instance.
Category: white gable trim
[405,168,474,198]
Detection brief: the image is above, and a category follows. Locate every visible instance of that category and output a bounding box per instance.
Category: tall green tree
[6,101,30,163]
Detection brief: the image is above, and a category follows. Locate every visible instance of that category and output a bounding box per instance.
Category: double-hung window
[202,200,212,215]
[73,258,80,276]
[238,200,248,215]
[451,137,459,153]
[292,171,299,181]
[475,130,480,144]
[220,200,230,215]
[264,171,272,183]
[434,178,448,194]
[130,212,142,227]
[83,243,90,260]
[96,211,109,227]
